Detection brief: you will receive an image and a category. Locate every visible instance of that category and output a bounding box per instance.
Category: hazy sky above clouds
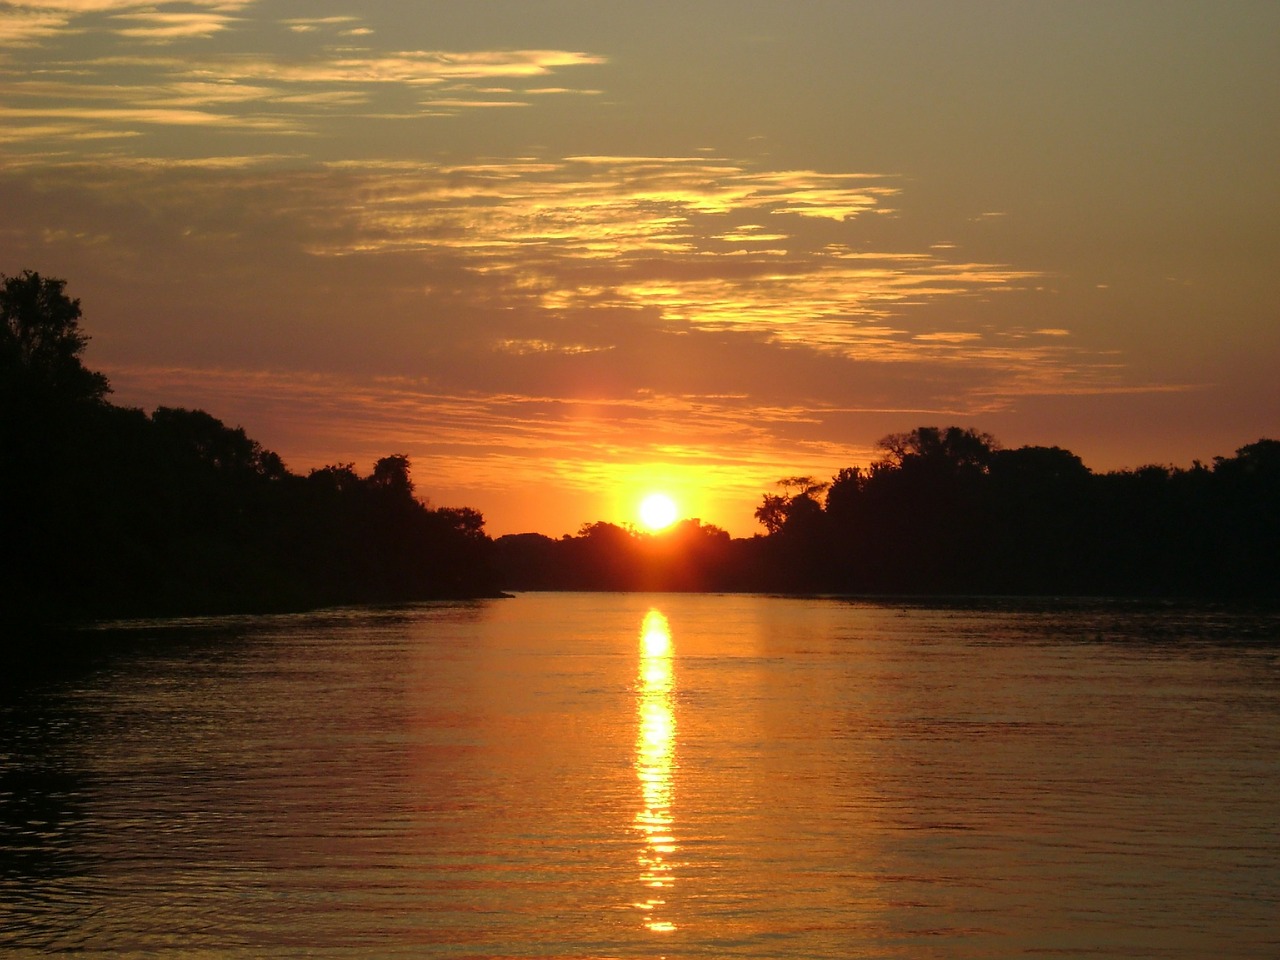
[3,0,1277,535]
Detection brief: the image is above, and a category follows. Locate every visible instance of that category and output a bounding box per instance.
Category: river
[2,593,1277,958]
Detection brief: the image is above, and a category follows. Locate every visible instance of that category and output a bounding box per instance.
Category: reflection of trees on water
[634,609,677,933]
[0,687,96,951]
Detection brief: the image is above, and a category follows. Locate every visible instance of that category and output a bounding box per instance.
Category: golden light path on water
[634,608,677,933]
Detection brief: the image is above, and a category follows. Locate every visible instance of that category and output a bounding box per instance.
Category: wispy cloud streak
[0,4,606,144]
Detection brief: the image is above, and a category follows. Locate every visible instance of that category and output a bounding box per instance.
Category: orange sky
[3,1,1277,536]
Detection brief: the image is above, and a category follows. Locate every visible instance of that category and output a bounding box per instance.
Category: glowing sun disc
[639,493,679,531]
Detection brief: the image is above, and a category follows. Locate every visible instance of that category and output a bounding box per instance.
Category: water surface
[2,593,1278,958]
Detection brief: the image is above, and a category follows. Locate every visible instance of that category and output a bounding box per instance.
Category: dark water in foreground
[2,593,1278,958]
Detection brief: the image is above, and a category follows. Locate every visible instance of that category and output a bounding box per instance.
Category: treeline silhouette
[495,520,760,593]
[6,270,1277,629]
[2,270,498,628]
[496,427,1279,599]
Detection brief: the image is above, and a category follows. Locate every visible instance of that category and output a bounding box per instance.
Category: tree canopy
[756,426,1280,598]
[2,271,499,631]
[1,269,109,406]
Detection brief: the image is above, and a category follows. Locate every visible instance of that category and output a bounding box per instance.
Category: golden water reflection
[634,608,677,933]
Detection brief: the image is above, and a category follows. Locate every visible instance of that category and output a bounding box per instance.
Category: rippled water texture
[2,594,1278,958]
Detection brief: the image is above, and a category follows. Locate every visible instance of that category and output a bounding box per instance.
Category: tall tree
[0,270,109,405]
[877,426,997,473]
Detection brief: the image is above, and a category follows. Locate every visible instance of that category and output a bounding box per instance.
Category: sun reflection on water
[635,608,677,933]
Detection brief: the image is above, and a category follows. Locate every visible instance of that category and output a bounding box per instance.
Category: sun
[638,492,679,532]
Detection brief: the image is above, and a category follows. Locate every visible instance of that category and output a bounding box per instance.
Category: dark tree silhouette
[2,270,500,634]
[6,270,1276,629]
[0,270,109,406]
[493,518,741,592]
[754,476,828,535]
[753,427,1278,598]
[371,454,414,497]
[877,426,997,473]
[492,426,1278,600]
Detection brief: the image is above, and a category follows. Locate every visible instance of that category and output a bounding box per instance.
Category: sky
[3,0,1277,537]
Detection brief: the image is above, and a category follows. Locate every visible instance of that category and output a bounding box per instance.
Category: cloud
[912,331,983,343]
[9,0,217,7]
[282,16,362,34]
[107,10,241,40]
[4,148,1107,393]
[715,224,789,243]
[0,104,301,131]
[0,0,256,39]
[0,8,608,146]
[5,0,255,12]
[496,339,615,357]
[0,7,70,42]
[301,157,898,258]
[238,155,1055,367]
[215,49,605,86]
